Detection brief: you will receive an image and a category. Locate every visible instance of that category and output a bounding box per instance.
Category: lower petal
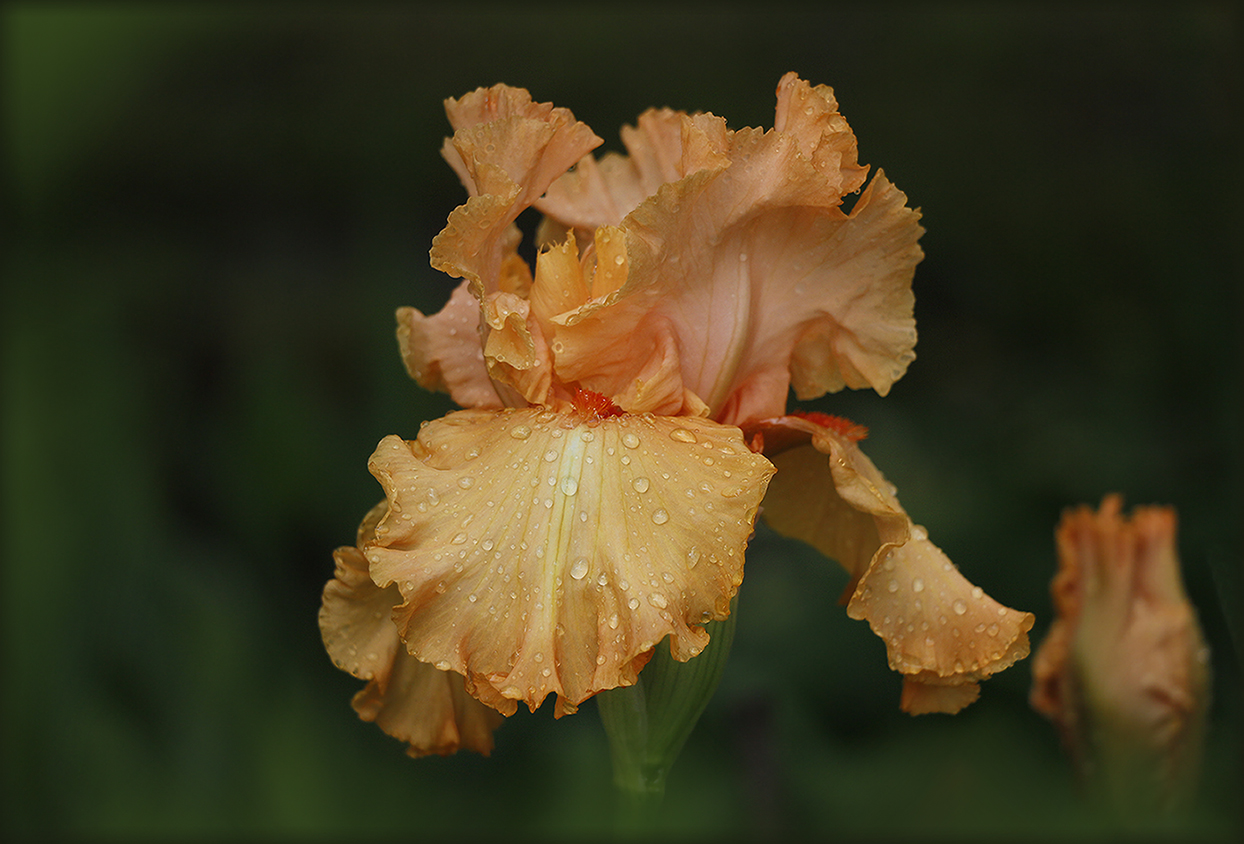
[319,504,503,756]
[364,407,774,715]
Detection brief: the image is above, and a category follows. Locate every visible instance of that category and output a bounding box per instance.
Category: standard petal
[363,407,774,716]
[396,280,502,409]
[537,109,732,231]
[757,414,1033,713]
[430,85,602,302]
[319,503,503,757]
[548,136,922,427]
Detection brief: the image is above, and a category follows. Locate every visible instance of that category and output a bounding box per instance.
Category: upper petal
[544,98,922,426]
[363,407,774,716]
[537,109,732,231]
[430,84,602,302]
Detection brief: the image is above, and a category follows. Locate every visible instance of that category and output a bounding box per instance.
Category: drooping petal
[396,280,502,409]
[756,414,1033,713]
[318,503,503,757]
[350,646,506,759]
[546,113,922,426]
[362,407,774,717]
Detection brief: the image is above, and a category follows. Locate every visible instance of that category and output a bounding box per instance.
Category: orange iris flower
[319,73,1034,757]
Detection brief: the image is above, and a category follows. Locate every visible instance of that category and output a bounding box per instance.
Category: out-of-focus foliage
[3,3,1239,840]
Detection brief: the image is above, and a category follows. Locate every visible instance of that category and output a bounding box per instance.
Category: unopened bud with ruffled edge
[1031,495,1211,816]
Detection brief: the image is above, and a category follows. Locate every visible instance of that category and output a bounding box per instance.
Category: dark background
[4,2,1240,840]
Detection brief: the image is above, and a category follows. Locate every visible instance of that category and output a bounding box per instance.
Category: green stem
[596,597,739,832]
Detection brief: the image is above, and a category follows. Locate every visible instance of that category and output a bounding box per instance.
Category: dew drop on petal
[457,476,475,489]
[510,425,531,440]
[570,558,589,580]
[669,427,697,443]
[686,546,701,568]
[952,599,968,615]
[434,660,452,671]
[648,592,668,609]
[451,532,467,545]
[887,580,899,593]
[622,432,641,449]
[912,578,924,593]
[560,477,579,495]
[632,477,650,493]
[651,508,670,525]
[628,597,640,610]
[482,539,495,552]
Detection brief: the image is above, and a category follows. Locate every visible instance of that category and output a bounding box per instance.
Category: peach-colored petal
[757,415,908,599]
[771,71,869,197]
[362,407,773,717]
[351,648,505,759]
[441,83,603,205]
[480,292,553,406]
[537,109,731,231]
[756,414,1033,713]
[849,529,1034,707]
[319,503,503,757]
[396,281,502,409]
[430,85,601,303]
[548,140,922,427]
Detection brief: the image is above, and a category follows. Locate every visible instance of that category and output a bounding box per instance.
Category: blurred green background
[3,2,1240,840]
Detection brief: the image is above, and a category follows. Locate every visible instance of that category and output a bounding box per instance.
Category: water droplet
[434,660,452,671]
[651,508,669,525]
[457,476,475,489]
[608,613,619,629]
[686,547,701,568]
[648,592,668,609]
[632,477,650,493]
[465,447,480,460]
[580,430,595,442]
[543,449,558,462]
[510,425,531,440]
[481,538,495,552]
[614,254,625,265]
[596,573,609,587]
[451,532,467,545]
[912,578,924,593]
[987,623,999,637]
[570,558,589,580]
[627,597,640,610]
[560,477,579,495]
[669,427,697,443]
[887,580,899,593]
[952,599,968,615]
[622,432,640,449]
[972,586,983,599]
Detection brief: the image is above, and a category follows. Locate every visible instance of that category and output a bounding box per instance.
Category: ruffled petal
[351,647,505,759]
[542,87,922,427]
[537,109,732,231]
[430,84,602,302]
[396,280,502,409]
[755,414,1033,713]
[319,503,503,757]
[363,407,774,716]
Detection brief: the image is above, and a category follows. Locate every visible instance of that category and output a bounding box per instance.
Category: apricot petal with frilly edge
[318,503,503,757]
[756,414,1033,713]
[363,407,774,718]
